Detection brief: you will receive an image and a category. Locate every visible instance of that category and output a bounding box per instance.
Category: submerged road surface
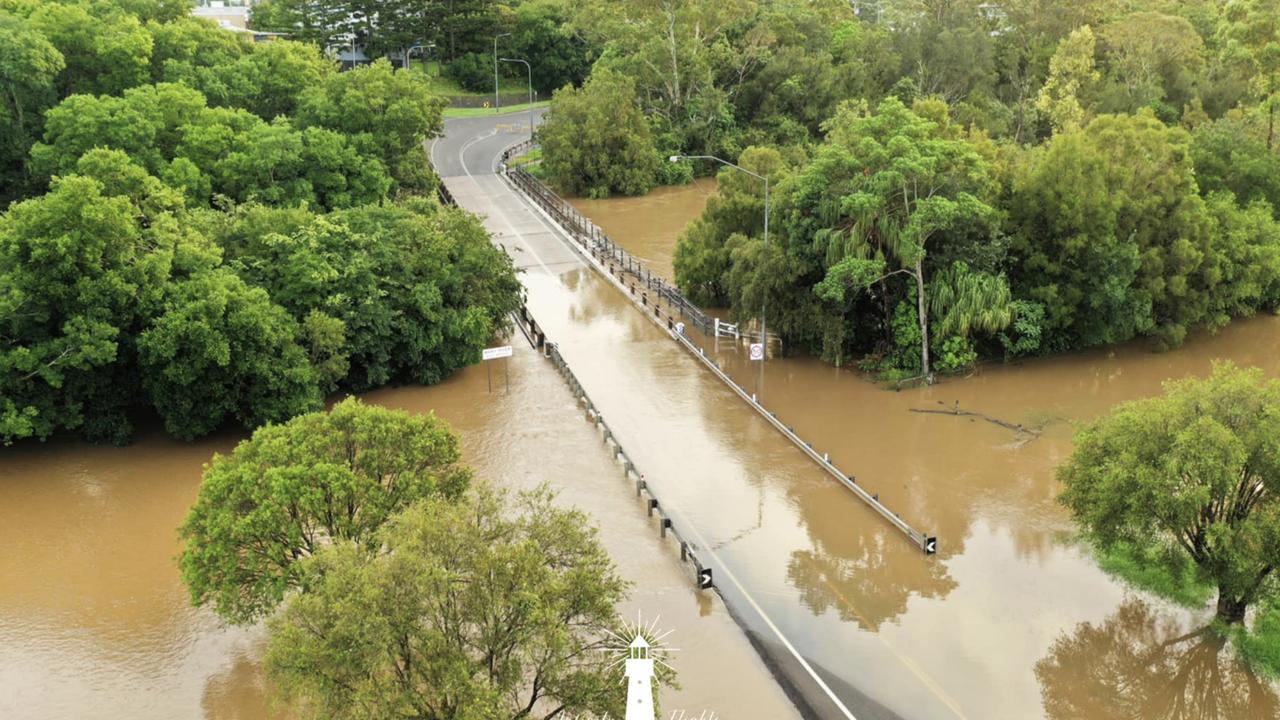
[433,111,949,720]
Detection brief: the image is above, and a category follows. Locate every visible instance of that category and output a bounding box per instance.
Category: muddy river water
[3,176,1280,720]
[563,183,1280,719]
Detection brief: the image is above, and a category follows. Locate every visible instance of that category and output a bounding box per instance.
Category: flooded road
[0,340,798,720]
[541,168,1280,718]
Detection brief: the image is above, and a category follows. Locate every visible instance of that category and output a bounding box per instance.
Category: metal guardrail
[516,306,717,590]
[434,157,715,588]
[498,143,937,556]
[498,143,730,339]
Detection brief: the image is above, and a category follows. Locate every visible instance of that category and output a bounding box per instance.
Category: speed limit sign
[749,343,764,361]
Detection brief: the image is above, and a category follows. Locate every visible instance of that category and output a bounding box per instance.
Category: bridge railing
[436,164,715,588]
[497,143,937,557]
[498,144,740,340]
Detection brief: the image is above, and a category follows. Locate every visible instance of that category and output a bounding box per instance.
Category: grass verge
[1096,540,1213,608]
[443,101,550,119]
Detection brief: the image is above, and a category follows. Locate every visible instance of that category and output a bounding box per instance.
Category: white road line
[456,131,561,277]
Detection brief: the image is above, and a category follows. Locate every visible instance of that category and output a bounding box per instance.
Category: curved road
[432,112,959,720]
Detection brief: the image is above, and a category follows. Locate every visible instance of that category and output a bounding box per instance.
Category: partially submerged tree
[266,484,636,720]
[1059,363,1280,625]
[539,67,659,198]
[179,397,470,623]
[793,97,1003,376]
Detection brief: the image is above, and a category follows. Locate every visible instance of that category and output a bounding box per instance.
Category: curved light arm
[668,154,766,183]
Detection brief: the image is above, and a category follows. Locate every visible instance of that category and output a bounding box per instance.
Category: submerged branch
[910,401,1044,444]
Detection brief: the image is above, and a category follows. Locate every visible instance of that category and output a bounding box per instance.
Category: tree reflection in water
[1035,598,1280,720]
[787,530,957,631]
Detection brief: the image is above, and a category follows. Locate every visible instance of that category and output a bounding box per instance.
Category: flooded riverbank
[0,341,798,720]
[566,180,1280,718]
[567,177,717,282]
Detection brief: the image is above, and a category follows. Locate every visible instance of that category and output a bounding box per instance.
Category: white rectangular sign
[483,345,513,361]
[749,343,764,361]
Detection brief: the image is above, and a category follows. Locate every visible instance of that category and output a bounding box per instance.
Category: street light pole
[493,33,510,112]
[669,154,771,399]
[500,57,534,143]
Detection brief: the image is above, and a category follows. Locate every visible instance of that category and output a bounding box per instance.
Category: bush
[444,52,494,94]
[540,68,659,198]
[655,153,694,186]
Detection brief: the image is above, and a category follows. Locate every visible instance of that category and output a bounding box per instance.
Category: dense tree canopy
[1011,112,1280,351]
[209,201,521,390]
[297,59,445,191]
[266,484,635,720]
[539,68,660,198]
[179,397,471,623]
[1059,364,1280,628]
[0,1,521,445]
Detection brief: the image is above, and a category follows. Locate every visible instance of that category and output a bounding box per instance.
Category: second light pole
[500,57,534,143]
[493,32,511,112]
[669,154,770,400]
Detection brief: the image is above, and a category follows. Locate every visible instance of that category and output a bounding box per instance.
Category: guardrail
[498,143,937,556]
[435,159,718,590]
[498,143,746,342]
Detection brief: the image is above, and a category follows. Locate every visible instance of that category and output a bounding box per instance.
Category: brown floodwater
[6,171,1280,720]
[0,340,797,720]
[557,180,1280,719]
[568,177,717,282]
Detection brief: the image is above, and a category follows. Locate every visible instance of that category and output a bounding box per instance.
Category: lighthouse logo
[605,615,677,720]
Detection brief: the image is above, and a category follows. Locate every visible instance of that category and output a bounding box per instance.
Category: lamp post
[493,32,511,112]
[500,57,534,143]
[669,154,770,400]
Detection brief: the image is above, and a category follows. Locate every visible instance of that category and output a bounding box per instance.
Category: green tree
[1192,115,1280,211]
[1218,0,1280,149]
[213,38,334,120]
[1009,113,1222,351]
[1036,25,1098,135]
[1097,12,1205,118]
[510,0,595,95]
[147,15,252,91]
[0,161,211,444]
[571,0,752,159]
[266,483,634,720]
[214,200,520,390]
[792,97,1000,375]
[137,268,322,440]
[1059,363,1280,625]
[179,397,470,623]
[0,10,64,201]
[443,51,493,93]
[28,0,153,98]
[540,67,659,198]
[674,146,788,306]
[890,0,998,104]
[249,0,350,50]
[296,59,446,192]
[30,81,207,181]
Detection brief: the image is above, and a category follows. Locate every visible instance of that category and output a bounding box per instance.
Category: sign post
[483,345,513,394]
